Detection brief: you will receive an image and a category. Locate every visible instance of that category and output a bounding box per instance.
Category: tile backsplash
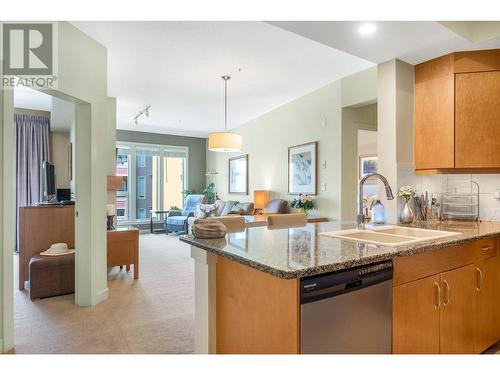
[416,174,500,222]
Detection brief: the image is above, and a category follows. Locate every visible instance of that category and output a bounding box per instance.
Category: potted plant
[202,183,217,204]
[291,194,314,214]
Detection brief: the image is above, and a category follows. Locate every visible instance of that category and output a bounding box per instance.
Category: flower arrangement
[291,194,314,214]
[398,186,416,201]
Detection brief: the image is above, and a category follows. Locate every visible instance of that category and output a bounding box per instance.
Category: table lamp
[254,190,270,215]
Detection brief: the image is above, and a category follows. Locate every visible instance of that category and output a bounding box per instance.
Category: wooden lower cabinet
[475,256,499,352]
[393,241,500,354]
[393,265,475,354]
[215,256,300,354]
[393,275,440,354]
[439,265,475,354]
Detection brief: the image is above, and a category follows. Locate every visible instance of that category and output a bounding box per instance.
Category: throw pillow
[195,202,218,218]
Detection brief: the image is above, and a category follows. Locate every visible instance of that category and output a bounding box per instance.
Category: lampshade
[254,190,270,210]
[208,132,242,152]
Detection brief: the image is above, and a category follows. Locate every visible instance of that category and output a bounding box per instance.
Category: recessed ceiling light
[358,23,376,36]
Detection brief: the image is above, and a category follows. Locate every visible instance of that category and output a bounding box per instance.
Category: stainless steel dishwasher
[300,261,393,354]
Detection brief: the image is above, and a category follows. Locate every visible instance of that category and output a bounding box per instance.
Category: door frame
[1,87,96,352]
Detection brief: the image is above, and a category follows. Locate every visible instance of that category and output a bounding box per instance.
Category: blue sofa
[165,194,206,234]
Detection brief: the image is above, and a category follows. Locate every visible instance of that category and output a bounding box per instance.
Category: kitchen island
[180,221,500,354]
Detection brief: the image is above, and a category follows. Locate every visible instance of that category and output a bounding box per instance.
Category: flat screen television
[41,161,56,203]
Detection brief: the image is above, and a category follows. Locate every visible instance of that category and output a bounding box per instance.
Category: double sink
[320,225,460,247]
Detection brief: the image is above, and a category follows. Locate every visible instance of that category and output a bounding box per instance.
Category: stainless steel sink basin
[319,226,460,247]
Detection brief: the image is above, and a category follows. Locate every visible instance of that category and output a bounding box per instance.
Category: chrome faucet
[357,173,394,229]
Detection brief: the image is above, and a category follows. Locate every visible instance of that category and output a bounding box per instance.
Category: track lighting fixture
[133,105,151,126]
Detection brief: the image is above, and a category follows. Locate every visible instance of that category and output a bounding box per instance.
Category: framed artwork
[359,154,378,179]
[288,141,317,195]
[228,154,248,194]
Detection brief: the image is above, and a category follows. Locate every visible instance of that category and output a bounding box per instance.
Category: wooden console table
[107,226,140,279]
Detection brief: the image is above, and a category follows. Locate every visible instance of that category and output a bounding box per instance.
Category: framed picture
[359,154,378,179]
[228,154,248,194]
[288,141,317,195]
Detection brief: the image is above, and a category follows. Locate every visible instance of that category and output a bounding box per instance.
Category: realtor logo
[3,23,53,75]
[2,22,57,89]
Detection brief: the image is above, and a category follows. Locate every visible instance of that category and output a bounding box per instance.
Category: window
[137,154,146,167]
[137,208,146,219]
[115,142,188,223]
[116,148,130,221]
[137,176,146,199]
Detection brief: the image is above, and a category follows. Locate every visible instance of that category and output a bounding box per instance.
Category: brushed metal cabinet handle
[434,281,441,309]
[476,267,483,291]
[443,280,450,307]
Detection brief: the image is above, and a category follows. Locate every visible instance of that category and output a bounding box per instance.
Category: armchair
[165,194,206,234]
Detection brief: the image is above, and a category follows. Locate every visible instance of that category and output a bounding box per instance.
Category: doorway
[340,102,378,222]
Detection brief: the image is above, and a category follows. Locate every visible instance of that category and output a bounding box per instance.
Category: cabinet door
[475,258,498,352]
[455,71,500,168]
[414,73,455,170]
[439,264,475,354]
[393,274,440,354]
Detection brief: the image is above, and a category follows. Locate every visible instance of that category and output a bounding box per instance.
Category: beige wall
[50,131,71,189]
[206,67,378,219]
[377,59,415,223]
[1,23,111,346]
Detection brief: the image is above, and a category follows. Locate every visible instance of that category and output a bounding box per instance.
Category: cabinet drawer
[471,238,497,260]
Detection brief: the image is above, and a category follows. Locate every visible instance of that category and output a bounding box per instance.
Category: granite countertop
[179,220,500,279]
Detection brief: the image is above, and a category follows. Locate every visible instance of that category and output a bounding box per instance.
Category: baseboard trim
[95,288,108,305]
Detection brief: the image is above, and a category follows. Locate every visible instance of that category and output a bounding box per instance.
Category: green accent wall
[116,130,207,193]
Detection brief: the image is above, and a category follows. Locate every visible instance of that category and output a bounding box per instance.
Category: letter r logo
[3,23,53,75]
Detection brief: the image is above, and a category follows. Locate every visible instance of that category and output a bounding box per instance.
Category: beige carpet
[13,233,194,354]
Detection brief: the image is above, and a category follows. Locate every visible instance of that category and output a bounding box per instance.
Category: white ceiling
[14,86,52,112]
[14,86,74,132]
[269,21,500,65]
[71,21,375,137]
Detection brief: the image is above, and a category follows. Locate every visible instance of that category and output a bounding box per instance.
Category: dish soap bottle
[371,200,387,224]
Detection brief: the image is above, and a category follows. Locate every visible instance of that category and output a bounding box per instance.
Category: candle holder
[107,215,115,230]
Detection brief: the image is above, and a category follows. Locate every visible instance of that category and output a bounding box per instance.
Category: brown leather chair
[211,216,246,232]
[267,213,307,230]
[265,199,288,214]
[29,254,75,300]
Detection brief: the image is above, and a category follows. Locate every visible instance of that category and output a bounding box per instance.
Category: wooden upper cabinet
[455,71,500,168]
[414,54,455,170]
[414,48,500,172]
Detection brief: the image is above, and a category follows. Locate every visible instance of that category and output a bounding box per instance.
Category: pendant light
[208,75,243,152]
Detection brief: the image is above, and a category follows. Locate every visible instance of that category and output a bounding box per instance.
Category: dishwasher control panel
[300,261,393,304]
[357,261,393,278]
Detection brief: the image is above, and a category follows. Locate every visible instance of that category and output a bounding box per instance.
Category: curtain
[15,114,51,250]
